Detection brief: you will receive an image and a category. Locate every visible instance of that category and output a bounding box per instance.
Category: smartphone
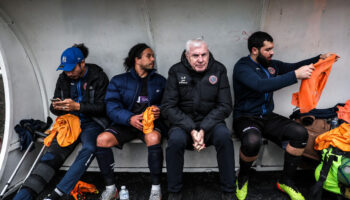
[50,98,61,102]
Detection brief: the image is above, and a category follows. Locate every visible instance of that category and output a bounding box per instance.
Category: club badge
[209,75,218,85]
[267,67,276,75]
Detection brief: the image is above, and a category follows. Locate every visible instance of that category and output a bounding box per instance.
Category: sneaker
[99,188,119,200]
[149,188,162,200]
[43,195,54,200]
[221,192,238,200]
[276,180,305,200]
[168,192,182,200]
[236,177,248,200]
[43,191,60,200]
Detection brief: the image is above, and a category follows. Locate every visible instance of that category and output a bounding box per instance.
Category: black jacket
[50,64,110,128]
[161,51,232,135]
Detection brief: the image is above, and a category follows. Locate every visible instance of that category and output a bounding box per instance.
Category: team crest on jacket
[83,82,87,90]
[209,75,218,85]
[267,67,276,75]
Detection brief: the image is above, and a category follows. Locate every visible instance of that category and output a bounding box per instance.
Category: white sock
[151,184,161,191]
[54,188,63,196]
[106,184,116,191]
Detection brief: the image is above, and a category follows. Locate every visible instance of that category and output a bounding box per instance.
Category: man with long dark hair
[96,43,166,200]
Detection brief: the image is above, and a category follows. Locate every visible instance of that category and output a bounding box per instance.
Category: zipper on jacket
[77,80,82,103]
[259,64,271,115]
[147,77,152,107]
[130,80,140,110]
[249,56,271,115]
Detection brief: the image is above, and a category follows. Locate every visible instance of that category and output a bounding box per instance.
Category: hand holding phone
[50,98,61,102]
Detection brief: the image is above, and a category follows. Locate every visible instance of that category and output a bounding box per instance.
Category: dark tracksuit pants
[166,123,236,193]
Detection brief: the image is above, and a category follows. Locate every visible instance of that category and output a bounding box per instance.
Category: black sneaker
[168,192,182,200]
[221,192,238,200]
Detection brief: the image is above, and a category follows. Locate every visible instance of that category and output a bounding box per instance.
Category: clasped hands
[191,129,206,152]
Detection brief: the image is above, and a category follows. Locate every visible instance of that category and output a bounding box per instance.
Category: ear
[80,60,86,68]
[251,47,259,55]
[135,57,141,65]
[185,51,190,60]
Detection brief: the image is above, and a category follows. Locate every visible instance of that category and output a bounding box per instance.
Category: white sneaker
[99,187,119,200]
[149,188,162,200]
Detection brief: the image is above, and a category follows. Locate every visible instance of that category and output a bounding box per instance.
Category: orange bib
[292,54,338,113]
[70,180,99,200]
[315,123,350,151]
[44,114,81,147]
[143,106,156,134]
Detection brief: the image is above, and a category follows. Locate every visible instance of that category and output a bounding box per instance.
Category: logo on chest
[179,76,188,85]
[209,75,218,85]
[267,67,276,75]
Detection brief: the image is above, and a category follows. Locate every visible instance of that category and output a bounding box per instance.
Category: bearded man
[232,31,333,200]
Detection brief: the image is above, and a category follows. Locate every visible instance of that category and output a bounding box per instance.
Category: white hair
[185,37,208,53]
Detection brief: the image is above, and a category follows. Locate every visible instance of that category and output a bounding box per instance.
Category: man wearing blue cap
[13,44,111,200]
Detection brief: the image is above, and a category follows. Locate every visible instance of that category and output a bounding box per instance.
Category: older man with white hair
[161,38,236,200]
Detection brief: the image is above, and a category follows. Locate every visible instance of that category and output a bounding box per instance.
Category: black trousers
[166,123,236,193]
[233,113,308,157]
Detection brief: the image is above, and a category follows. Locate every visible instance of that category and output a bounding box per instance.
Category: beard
[140,63,154,72]
[256,52,271,68]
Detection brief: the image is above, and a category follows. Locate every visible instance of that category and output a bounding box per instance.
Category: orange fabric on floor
[292,54,338,113]
[314,123,350,151]
[143,106,156,134]
[337,100,350,123]
[70,180,99,200]
[44,114,81,147]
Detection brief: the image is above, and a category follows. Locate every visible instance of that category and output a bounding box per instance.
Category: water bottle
[331,117,339,129]
[119,185,129,200]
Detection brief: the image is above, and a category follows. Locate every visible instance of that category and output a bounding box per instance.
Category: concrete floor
[4,169,342,200]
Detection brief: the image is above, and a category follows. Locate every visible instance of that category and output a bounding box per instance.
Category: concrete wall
[0,0,349,195]
[263,0,350,116]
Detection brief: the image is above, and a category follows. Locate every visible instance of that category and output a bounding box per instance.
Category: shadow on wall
[0,74,4,148]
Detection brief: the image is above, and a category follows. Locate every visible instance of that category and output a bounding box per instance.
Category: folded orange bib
[44,114,81,147]
[143,106,156,134]
[315,123,350,151]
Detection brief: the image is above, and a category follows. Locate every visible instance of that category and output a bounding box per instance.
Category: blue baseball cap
[57,47,84,71]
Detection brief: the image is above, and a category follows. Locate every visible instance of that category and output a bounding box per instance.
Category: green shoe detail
[276,182,305,200]
[236,179,248,200]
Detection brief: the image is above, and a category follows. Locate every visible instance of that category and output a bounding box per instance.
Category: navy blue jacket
[232,55,320,118]
[105,68,166,126]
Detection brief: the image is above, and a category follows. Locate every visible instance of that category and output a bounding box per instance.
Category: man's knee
[167,128,187,149]
[289,124,308,148]
[145,131,161,146]
[241,128,261,157]
[97,132,117,147]
[212,126,232,145]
